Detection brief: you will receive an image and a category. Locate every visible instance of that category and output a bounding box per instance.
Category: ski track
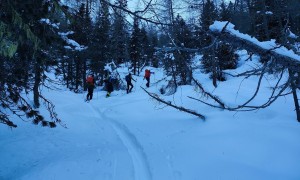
[88,103,152,180]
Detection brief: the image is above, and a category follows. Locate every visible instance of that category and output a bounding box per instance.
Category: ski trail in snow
[108,118,152,180]
[88,104,152,180]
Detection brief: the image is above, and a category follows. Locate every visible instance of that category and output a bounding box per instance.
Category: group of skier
[85,69,154,101]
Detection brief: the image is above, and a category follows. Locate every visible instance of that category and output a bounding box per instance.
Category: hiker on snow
[125,73,136,94]
[144,69,154,88]
[86,74,95,101]
[104,72,113,98]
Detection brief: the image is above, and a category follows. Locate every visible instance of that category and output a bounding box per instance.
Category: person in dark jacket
[125,73,136,94]
[104,76,113,98]
[86,74,95,101]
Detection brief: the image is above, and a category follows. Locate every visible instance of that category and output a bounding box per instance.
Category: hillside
[1,51,300,180]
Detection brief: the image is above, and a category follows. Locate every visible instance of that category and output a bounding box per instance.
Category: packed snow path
[1,65,300,179]
[88,102,152,180]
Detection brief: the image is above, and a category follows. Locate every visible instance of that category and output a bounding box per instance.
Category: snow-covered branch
[209,21,300,72]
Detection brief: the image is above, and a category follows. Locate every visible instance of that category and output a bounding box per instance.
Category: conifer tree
[200,0,218,31]
[140,27,150,67]
[219,0,231,21]
[0,0,66,127]
[287,0,300,36]
[160,15,193,87]
[172,15,193,85]
[148,30,159,68]
[90,0,111,76]
[129,17,141,75]
[250,0,289,43]
[68,3,92,91]
[111,0,129,64]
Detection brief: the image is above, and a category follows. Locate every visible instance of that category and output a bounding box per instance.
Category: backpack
[145,69,151,78]
[86,76,94,85]
[125,75,130,82]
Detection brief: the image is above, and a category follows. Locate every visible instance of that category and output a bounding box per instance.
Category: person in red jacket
[86,74,95,101]
[144,69,154,87]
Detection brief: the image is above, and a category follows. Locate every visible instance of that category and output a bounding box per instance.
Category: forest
[1,0,300,128]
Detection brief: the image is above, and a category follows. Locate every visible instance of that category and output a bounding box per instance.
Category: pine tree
[111,0,129,64]
[148,30,159,68]
[90,0,111,76]
[250,0,289,43]
[219,0,231,21]
[200,0,218,31]
[0,0,66,127]
[68,3,92,91]
[129,17,141,75]
[225,0,252,34]
[172,15,193,85]
[287,0,300,36]
[202,42,237,86]
[139,27,151,68]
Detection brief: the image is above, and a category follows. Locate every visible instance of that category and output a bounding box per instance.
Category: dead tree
[189,23,300,122]
[141,87,206,120]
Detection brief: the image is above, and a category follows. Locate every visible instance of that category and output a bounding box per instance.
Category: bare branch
[191,77,225,108]
[141,86,206,120]
[102,0,172,26]
[134,0,153,14]
[39,94,67,128]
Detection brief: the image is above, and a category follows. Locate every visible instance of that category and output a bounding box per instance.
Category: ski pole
[97,86,98,100]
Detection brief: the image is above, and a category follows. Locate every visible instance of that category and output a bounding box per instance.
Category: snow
[59,31,88,51]
[1,50,300,180]
[295,43,300,53]
[288,29,299,39]
[210,21,300,61]
[265,11,273,15]
[40,18,60,29]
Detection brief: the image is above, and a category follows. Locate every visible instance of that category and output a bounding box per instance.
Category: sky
[126,0,236,25]
[59,0,236,25]
[0,21,300,180]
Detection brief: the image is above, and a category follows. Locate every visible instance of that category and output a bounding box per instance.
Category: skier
[104,74,113,98]
[86,74,95,101]
[125,73,136,94]
[143,69,154,87]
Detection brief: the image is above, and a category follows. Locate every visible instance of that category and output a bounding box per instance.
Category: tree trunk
[171,62,177,88]
[83,59,87,91]
[33,60,41,108]
[67,58,72,89]
[211,55,217,87]
[75,56,80,90]
[289,69,300,122]
[133,59,137,75]
[291,87,300,122]
[261,0,270,40]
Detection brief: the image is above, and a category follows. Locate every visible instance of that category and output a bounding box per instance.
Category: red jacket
[86,76,94,85]
[144,70,151,78]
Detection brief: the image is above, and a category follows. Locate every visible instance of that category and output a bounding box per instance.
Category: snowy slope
[1,55,300,180]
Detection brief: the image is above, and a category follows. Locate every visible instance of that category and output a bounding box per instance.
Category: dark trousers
[86,87,94,100]
[106,82,113,97]
[145,77,150,87]
[127,82,133,93]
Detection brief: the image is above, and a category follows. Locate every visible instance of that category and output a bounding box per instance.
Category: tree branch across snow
[191,77,225,109]
[209,21,300,72]
[141,86,206,120]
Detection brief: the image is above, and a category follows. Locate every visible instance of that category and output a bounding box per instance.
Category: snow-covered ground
[1,52,300,180]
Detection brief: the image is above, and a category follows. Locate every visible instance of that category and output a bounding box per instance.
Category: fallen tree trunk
[209,23,300,72]
[191,77,225,109]
[141,87,206,120]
